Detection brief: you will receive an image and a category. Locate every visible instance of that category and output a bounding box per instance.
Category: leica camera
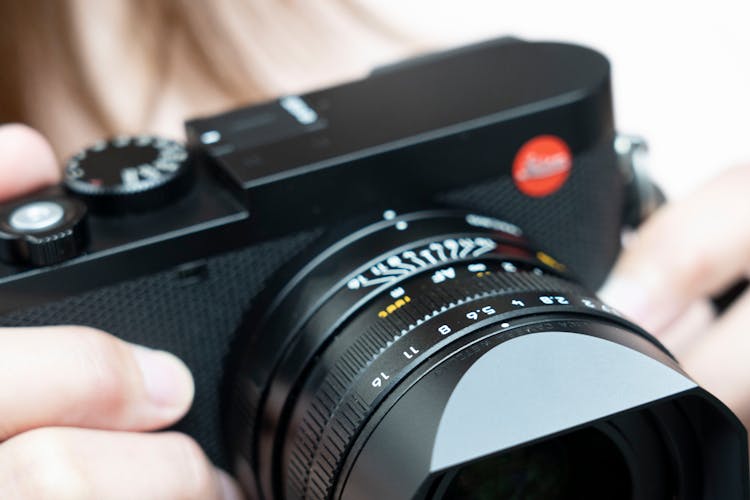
[0,39,747,499]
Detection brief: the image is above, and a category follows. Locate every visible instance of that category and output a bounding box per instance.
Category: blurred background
[366,0,750,199]
[3,0,747,200]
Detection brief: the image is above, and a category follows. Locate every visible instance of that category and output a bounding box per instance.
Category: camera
[0,38,747,499]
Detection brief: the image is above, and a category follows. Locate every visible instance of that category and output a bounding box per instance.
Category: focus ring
[286,266,587,499]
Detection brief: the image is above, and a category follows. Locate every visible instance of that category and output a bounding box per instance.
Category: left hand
[600,164,750,424]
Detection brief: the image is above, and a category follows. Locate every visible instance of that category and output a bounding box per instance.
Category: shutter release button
[0,196,89,267]
[9,201,65,232]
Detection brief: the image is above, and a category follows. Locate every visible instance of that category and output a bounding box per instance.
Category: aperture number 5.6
[466,305,497,321]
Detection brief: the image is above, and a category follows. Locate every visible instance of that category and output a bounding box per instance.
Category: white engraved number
[371,372,390,388]
[539,295,569,305]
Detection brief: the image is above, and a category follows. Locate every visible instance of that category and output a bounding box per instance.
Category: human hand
[0,124,243,499]
[601,164,750,424]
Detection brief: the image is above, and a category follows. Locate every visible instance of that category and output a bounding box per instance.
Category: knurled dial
[64,136,193,214]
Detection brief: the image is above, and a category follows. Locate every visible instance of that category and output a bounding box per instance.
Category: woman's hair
[0,1,413,155]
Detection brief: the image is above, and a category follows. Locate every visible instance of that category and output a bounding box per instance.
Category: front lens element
[437,426,631,500]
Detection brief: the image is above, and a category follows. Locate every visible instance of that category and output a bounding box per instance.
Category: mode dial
[64,136,193,214]
[0,196,89,266]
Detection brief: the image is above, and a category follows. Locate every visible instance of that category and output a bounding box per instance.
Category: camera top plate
[0,38,614,313]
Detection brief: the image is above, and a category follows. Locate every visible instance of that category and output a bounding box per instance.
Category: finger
[0,326,193,440]
[600,164,750,333]
[680,289,750,423]
[0,124,60,202]
[0,427,243,500]
[656,298,714,358]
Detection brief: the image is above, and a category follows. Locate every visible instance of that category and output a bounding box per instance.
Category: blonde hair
[0,1,415,156]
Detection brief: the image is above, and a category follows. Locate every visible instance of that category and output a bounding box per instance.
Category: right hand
[0,124,242,499]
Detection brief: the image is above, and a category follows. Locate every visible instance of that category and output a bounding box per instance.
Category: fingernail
[132,346,194,411]
[599,277,651,318]
[216,469,244,500]
[598,277,680,334]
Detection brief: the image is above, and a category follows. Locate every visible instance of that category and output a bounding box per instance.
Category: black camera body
[0,39,747,499]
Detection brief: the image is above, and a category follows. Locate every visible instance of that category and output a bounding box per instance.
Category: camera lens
[225,210,746,500]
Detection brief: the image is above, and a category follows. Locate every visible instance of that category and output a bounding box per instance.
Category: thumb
[0,325,195,438]
[0,123,60,202]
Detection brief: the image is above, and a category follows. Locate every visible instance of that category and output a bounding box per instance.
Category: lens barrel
[226,210,748,500]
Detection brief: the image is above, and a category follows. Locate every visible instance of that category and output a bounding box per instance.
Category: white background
[367,1,750,199]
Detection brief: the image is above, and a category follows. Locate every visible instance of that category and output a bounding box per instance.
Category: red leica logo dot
[512,135,572,197]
